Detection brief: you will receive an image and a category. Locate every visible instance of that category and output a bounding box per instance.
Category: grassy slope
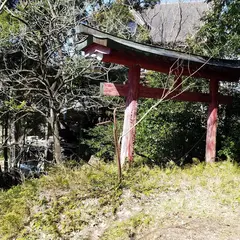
[0,161,240,240]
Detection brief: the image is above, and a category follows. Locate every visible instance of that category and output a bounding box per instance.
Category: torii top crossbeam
[70,25,240,165]
[72,25,239,81]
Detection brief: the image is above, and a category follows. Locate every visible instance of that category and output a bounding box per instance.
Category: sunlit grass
[0,160,239,239]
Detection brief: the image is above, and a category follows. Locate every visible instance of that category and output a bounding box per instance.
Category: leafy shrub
[85,123,116,160]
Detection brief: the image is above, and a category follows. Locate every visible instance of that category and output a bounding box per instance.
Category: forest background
[0,0,239,174]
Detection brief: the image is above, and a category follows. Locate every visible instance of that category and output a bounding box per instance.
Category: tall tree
[188,0,240,58]
[0,0,108,164]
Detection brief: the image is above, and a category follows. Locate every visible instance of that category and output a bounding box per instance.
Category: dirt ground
[71,188,240,240]
[121,189,240,240]
[139,216,240,240]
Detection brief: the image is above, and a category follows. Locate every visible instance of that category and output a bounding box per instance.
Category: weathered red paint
[205,79,219,163]
[120,65,140,165]
[83,43,111,56]
[102,50,238,82]
[101,83,128,97]
[101,83,232,105]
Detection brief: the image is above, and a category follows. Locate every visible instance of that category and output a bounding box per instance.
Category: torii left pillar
[205,79,219,163]
[120,65,140,165]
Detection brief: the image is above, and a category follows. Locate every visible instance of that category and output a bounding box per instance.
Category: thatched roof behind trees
[134,1,209,45]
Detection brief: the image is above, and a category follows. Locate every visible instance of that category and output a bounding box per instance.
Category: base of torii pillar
[120,65,140,166]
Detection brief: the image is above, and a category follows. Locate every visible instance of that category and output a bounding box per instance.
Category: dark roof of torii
[70,25,240,82]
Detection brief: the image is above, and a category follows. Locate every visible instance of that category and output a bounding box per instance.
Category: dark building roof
[70,25,240,82]
[133,2,209,44]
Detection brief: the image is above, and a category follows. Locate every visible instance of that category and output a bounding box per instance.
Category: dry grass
[0,160,240,239]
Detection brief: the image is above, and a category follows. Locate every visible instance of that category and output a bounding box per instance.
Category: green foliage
[0,10,21,45]
[92,1,151,42]
[216,92,240,161]
[93,2,133,38]
[218,138,239,160]
[135,72,207,165]
[4,99,26,111]
[86,102,124,161]
[188,0,240,58]
[134,25,151,43]
[187,0,240,160]
[136,99,206,165]
[0,181,38,239]
[86,123,116,160]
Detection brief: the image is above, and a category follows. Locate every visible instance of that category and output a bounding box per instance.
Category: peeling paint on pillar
[120,65,140,165]
[205,79,219,163]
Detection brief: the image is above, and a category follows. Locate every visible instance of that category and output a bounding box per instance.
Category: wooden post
[101,83,232,104]
[120,65,140,165]
[205,79,219,163]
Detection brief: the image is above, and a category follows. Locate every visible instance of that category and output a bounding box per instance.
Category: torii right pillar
[205,79,219,163]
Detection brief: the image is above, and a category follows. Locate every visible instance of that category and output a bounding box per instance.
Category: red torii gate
[70,25,240,165]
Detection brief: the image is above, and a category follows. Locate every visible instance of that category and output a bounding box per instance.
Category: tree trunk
[14,118,21,168]
[44,120,49,170]
[3,112,9,172]
[53,120,62,164]
[49,108,62,164]
[9,118,16,169]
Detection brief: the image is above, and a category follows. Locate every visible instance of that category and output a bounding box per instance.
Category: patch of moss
[0,181,38,239]
[102,213,153,240]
